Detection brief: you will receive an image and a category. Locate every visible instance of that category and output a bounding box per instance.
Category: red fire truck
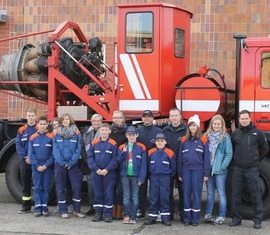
[0,2,270,219]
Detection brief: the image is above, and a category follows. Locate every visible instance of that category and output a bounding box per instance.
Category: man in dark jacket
[163,107,186,221]
[230,110,269,229]
[137,110,161,218]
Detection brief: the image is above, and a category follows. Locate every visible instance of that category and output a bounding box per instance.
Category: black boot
[86,205,95,216]
[92,211,102,222]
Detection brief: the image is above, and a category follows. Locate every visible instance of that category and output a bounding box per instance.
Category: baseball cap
[142,110,153,117]
[126,126,138,134]
[154,133,167,141]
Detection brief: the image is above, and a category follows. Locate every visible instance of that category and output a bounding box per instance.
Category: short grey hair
[91,114,103,121]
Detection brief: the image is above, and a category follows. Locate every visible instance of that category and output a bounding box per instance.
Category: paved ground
[0,173,269,235]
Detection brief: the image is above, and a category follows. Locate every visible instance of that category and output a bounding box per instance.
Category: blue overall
[53,128,83,215]
[15,123,38,209]
[147,147,176,222]
[28,131,54,213]
[87,138,118,217]
[178,136,210,224]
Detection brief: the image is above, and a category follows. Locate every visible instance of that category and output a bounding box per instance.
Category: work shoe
[18,208,31,214]
[92,213,102,222]
[129,219,137,224]
[229,221,241,227]
[162,220,172,226]
[86,207,95,216]
[61,213,69,218]
[254,223,262,229]
[144,220,156,225]
[122,216,130,224]
[104,217,113,223]
[74,212,85,218]
[204,214,213,223]
[212,217,225,225]
[42,212,49,217]
[34,212,42,217]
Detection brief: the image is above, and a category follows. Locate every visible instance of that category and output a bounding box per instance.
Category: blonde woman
[204,115,232,225]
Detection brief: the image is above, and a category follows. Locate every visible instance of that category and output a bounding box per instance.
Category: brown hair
[169,107,181,114]
[25,107,36,114]
[185,122,203,140]
[100,122,111,129]
[239,109,250,118]
[38,116,48,123]
[58,113,75,126]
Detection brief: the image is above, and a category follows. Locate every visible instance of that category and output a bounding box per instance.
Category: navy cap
[126,126,138,134]
[142,110,153,117]
[154,133,167,141]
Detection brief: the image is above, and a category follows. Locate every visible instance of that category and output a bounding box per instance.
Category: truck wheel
[227,158,270,219]
[5,152,56,204]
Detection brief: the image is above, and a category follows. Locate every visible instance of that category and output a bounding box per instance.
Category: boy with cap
[88,123,118,223]
[117,126,147,224]
[178,114,210,226]
[144,133,176,226]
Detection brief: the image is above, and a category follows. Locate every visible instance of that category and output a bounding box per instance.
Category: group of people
[15,107,269,230]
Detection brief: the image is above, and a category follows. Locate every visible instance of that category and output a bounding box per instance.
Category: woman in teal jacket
[204,115,232,225]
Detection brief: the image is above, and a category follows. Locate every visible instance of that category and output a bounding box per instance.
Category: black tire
[5,152,56,204]
[5,153,23,203]
[227,158,270,219]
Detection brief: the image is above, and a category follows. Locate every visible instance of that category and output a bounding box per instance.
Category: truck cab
[117,3,192,119]
[239,37,270,137]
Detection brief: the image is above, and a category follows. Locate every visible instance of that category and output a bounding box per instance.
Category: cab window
[125,12,153,53]
[175,28,185,58]
[261,52,270,88]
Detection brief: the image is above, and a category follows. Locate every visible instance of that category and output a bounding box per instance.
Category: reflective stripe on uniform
[22,196,31,201]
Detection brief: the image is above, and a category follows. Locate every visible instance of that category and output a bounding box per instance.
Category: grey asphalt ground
[0,174,269,235]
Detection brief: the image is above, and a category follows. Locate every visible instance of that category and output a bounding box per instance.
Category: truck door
[254,49,270,131]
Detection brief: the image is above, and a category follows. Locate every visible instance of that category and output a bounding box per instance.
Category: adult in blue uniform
[88,123,118,223]
[16,107,38,214]
[28,116,54,217]
[137,110,161,218]
[162,107,187,221]
[53,113,85,218]
[144,133,176,226]
[230,110,269,229]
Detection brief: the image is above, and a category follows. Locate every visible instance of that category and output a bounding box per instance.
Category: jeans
[121,176,139,219]
[205,173,227,218]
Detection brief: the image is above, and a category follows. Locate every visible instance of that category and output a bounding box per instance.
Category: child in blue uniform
[117,126,147,224]
[178,114,210,226]
[144,133,176,226]
[88,123,118,223]
[28,116,54,217]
